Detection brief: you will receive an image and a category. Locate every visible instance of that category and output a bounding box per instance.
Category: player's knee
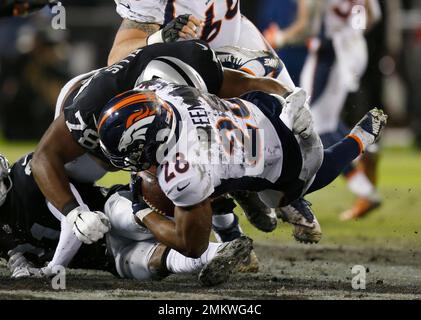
[114,241,159,280]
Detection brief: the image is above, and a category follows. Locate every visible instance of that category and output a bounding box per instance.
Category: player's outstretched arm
[108,19,160,66]
[219,68,293,98]
[141,200,212,258]
[31,114,85,214]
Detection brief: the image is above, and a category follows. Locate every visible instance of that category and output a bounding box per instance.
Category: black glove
[147,14,192,45]
[130,172,143,214]
[130,173,153,227]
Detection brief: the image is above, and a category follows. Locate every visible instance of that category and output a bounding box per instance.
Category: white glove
[66,207,111,244]
[279,88,314,139]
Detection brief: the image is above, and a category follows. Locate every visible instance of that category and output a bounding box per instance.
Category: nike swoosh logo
[120,2,130,10]
[177,182,191,192]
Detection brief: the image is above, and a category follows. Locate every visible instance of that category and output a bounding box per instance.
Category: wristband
[62,199,80,216]
[146,30,164,45]
[135,207,154,222]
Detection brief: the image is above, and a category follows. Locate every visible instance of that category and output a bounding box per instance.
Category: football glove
[66,207,111,244]
[130,173,153,225]
[279,88,314,139]
[147,14,196,45]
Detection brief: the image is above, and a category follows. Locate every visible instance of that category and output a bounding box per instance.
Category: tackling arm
[219,68,292,99]
[31,114,85,214]
[108,20,160,66]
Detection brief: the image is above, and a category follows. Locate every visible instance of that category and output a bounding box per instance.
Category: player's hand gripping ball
[139,169,175,217]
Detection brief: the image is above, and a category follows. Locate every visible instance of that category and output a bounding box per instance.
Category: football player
[30,40,293,262]
[96,78,387,261]
[271,0,383,220]
[0,153,112,278]
[109,0,295,87]
[108,2,321,248]
[0,154,251,286]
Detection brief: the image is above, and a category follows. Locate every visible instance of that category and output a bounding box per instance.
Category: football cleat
[230,190,277,233]
[340,197,382,221]
[277,198,322,244]
[235,250,260,274]
[198,236,253,286]
[212,214,260,273]
[349,108,388,151]
[216,45,283,78]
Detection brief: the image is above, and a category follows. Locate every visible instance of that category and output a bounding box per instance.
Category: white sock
[347,170,379,200]
[212,213,235,229]
[166,242,222,274]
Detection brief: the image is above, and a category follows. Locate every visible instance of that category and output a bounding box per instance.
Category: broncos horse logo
[118,106,156,152]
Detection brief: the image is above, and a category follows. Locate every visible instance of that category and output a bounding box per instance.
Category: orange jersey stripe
[347,134,364,155]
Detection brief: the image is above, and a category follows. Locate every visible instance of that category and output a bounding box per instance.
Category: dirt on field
[1,243,420,300]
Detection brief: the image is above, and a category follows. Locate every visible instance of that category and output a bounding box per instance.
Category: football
[140,169,175,217]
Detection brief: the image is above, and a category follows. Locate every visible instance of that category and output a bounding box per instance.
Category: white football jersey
[308,0,378,91]
[136,79,285,207]
[115,0,242,49]
[320,0,366,39]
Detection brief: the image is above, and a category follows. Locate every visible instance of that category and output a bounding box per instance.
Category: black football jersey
[0,153,108,257]
[63,40,224,163]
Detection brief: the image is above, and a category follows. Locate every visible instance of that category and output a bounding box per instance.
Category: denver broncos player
[109,1,300,249]
[299,0,383,220]
[96,79,387,261]
[30,40,292,261]
[110,1,295,87]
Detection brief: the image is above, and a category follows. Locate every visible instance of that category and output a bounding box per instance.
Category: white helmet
[136,56,208,92]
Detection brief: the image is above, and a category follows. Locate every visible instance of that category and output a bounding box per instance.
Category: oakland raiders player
[96,79,387,260]
[0,153,111,278]
[31,40,292,260]
[0,154,251,286]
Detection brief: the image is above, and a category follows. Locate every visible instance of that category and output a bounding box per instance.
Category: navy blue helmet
[98,89,173,171]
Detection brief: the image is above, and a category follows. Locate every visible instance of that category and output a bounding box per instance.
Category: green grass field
[1,140,420,249]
